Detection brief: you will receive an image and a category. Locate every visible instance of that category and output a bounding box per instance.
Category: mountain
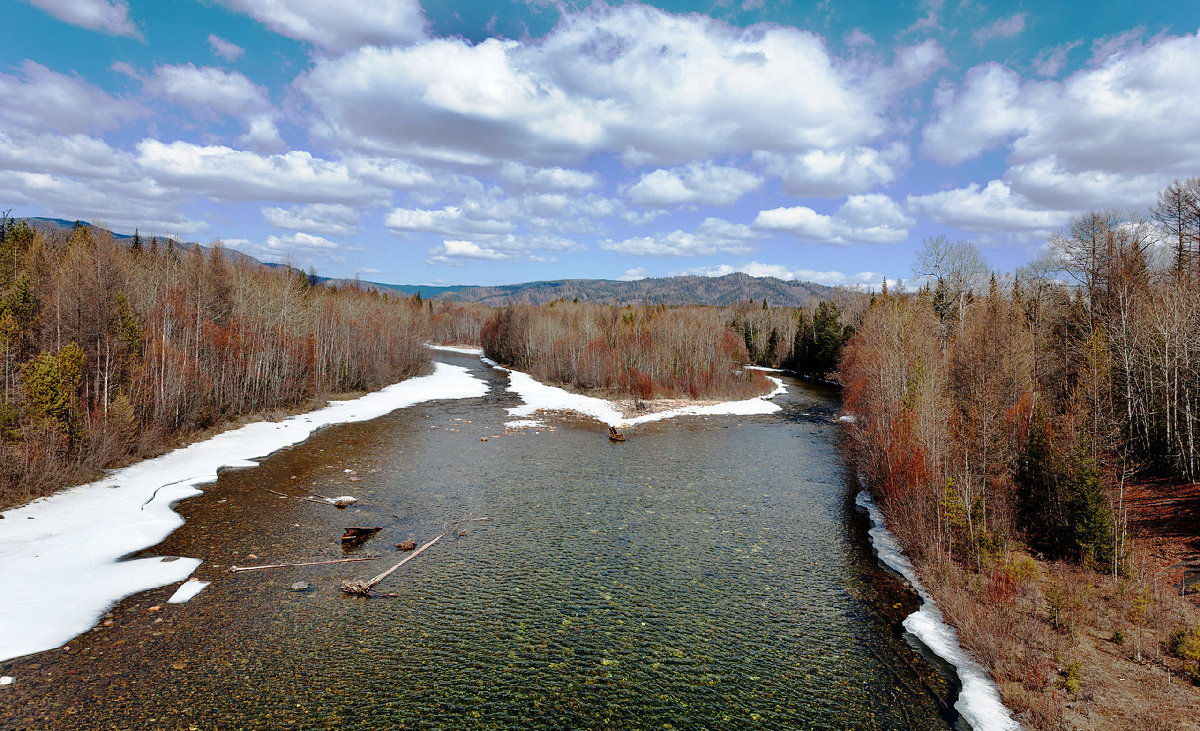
[19,217,831,306]
[423,273,831,306]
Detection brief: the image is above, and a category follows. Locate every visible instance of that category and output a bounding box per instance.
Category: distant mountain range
[22,217,830,307]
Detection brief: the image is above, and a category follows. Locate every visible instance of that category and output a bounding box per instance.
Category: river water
[1,353,958,729]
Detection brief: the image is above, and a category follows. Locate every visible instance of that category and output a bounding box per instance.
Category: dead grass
[920,545,1200,729]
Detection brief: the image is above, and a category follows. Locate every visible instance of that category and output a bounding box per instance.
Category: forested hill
[416,273,832,306]
[25,218,831,306]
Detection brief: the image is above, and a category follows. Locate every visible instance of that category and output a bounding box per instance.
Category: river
[0,352,959,729]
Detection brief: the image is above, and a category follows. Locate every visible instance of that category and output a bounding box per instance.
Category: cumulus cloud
[220,0,426,53]
[600,217,757,257]
[208,34,245,62]
[0,61,141,135]
[1033,40,1081,78]
[973,13,1026,45]
[426,234,581,266]
[619,267,652,281]
[298,3,929,167]
[906,180,1070,236]
[923,30,1200,211]
[22,0,141,39]
[385,205,516,237]
[262,203,359,235]
[136,140,384,204]
[625,162,762,207]
[753,144,906,196]
[226,232,347,266]
[753,193,912,244]
[143,64,270,117]
[498,162,600,193]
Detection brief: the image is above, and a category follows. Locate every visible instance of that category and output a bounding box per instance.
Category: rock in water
[396,540,418,551]
[290,581,310,591]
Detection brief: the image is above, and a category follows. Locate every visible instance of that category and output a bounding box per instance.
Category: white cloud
[429,240,516,262]
[0,61,141,135]
[144,64,269,117]
[345,157,436,190]
[600,217,757,257]
[225,232,346,266]
[23,0,141,39]
[220,0,426,53]
[208,34,245,62]
[136,140,384,204]
[753,193,912,244]
[906,180,1070,236]
[923,30,1200,211]
[385,205,516,237]
[426,234,581,265]
[298,3,928,167]
[753,144,906,197]
[625,162,763,207]
[619,267,651,281]
[922,63,1032,165]
[1033,40,1081,78]
[238,114,286,153]
[973,13,1026,45]
[497,163,600,193]
[262,203,360,236]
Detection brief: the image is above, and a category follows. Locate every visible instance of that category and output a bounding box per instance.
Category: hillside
[423,273,830,306]
[21,218,831,306]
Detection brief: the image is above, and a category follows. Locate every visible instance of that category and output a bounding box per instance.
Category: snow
[0,676,13,686]
[838,413,857,423]
[0,362,488,663]
[166,580,210,604]
[427,344,484,355]
[856,490,1019,731]
[504,419,546,429]
[497,365,785,428]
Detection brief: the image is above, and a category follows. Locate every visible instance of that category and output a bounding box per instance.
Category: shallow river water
[1,353,959,729]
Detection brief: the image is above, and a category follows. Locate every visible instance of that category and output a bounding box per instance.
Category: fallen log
[230,556,382,572]
[342,530,447,596]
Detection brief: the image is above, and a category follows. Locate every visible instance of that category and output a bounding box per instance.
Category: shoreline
[428,346,787,429]
[0,362,490,664]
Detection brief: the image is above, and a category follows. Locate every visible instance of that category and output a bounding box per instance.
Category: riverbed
[0,352,958,729]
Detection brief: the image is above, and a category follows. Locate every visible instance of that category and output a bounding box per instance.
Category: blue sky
[3,1,1199,288]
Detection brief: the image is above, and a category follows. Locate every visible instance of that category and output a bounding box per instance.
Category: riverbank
[870,477,1200,729]
[0,363,489,664]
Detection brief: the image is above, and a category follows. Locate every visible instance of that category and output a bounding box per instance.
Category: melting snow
[166,580,210,604]
[0,363,488,663]
[856,490,1019,731]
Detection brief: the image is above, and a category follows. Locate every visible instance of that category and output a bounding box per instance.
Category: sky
[3,0,1199,289]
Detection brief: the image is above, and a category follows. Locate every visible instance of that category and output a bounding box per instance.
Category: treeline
[841,180,1200,572]
[481,301,773,400]
[0,215,430,508]
[727,296,858,379]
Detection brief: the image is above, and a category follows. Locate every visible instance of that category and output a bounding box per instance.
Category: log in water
[0,353,958,729]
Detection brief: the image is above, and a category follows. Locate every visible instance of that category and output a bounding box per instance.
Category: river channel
[1,352,958,729]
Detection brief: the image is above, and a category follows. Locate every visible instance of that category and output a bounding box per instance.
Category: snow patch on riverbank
[856,490,1019,731]
[427,345,484,356]
[0,363,488,664]
[494,364,784,428]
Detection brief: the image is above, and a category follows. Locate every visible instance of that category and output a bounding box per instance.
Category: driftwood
[341,526,382,544]
[229,556,381,572]
[262,488,291,498]
[342,531,447,595]
[342,516,491,596]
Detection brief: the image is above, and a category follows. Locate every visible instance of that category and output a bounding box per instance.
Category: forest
[839,178,1200,725]
[0,215,439,510]
[478,296,856,400]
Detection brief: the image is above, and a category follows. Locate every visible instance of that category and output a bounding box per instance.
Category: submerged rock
[289,581,310,591]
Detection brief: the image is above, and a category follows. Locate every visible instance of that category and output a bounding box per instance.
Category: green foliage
[789,300,848,379]
[1112,628,1125,645]
[21,343,86,452]
[1057,660,1081,694]
[113,290,142,361]
[1016,412,1115,564]
[1168,627,1200,669]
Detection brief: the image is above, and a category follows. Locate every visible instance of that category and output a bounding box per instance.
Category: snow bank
[427,345,484,356]
[497,365,785,428]
[856,490,1019,731]
[0,363,488,663]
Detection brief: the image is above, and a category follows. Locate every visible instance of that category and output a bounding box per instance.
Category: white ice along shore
[856,490,1020,731]
[0,363,488,664]
[474,354,785,428]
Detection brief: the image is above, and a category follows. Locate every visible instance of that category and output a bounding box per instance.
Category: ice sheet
[427,345,484,355]
[0,363,488,663]
[856,490,1019,731]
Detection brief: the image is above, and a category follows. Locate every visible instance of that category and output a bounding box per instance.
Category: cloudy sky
[4,1,1199,288]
